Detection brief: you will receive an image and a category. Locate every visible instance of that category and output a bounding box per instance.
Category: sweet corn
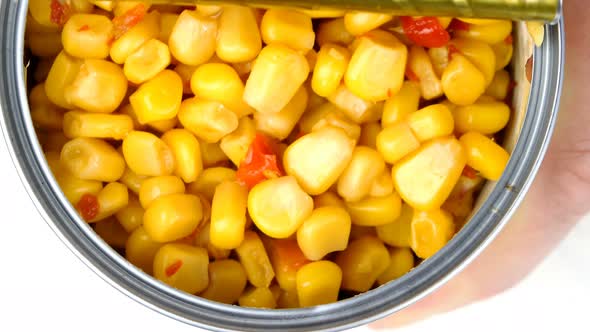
[217,6,261,63]
[248,176,314,239]
[337,147,385,202]
[124,39,171,85]
[296,260,342,307]
[27,31,62,57]
[190,63,254,118]
[122,131,175,176]
[199,141,229,168]
[442,188,475,220]
[450,38,496,86]
[357,122,380,149]
[200,259,248,304]
[381,81,421,127]
[297,207,351,261]
[327,84,381,123]
[266,239,309,291]
[187,167,236,201]
[376,247,415,285]
[194,222,231,260]
[345,192,402,227]
[54,169,104,205]
[459,132,510,181]
[153,243,209,294]
[485,70,511,101]
[117,104,145,130]
[261,9,314,53]
[311,110,361,142]
[376,203,413,247]
[30,99,63,131]
[87,182,129,222]
[114,1,151,17]
[126,226,163,275]
[298,102,336,133]
[210,181,248,249]
[254,86,308,140]
[94,217,129,248]
[453,101,510,135]
[236,231,275,288]
[61,137,125,182]
[219,118,255,167]
[335,236,390,292]
[169,10,217,66]
[317,18,354,47]
[148,117,178,133]
[411,209,455,259]
[407,104,455,142]
[297,9,345,18]
[110,11,160,64]
[428,46,449,77]
[65,59,128,113]
[139,175,185,208]
[45,51,83,109]
[455,20,512,45]
[129,70,182,124]
[442,54,486,106]
[119,166,148,194]
[313,192,346,209]
[143,193,203,242]
[312,44,350,97]
[343,12,392,36]
[238,287,277,309]
[370,168,394,197]
[376,122,421,164]
[178,98,239,144]
[62,14,113,59]
[284,127,355,195]
[89,0,115,12]
[345,30,407,102]
[492,41,513,71]
[63,111,133,140]
[232,61,254,77]
[29,0,65,28]
[173,63,197,94]
[161,129,203,183]
[195,4,222,16]
[115,194,144,232]
[408,46,443,100]
[392,137,466,211]
[158,13,178,43]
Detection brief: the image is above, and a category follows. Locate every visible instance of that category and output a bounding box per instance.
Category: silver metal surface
[0,1,564,331]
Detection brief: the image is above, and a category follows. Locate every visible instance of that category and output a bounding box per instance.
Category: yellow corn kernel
[407,104,455,142]
[232,61,254,77]
[345,30,407,102]
[190,63,254,118]
[54,170,104,205]
[117,103,145,130]
[244,44,310,114]
[115,195,144,232]
[216,6,261,63]
[143,193,202,242]
[87,182,129,222]
[392,137,466,211]
[236,231,275,288]
[376,203,413,247]
[454,101,510,135]
[327,84,381,123]
[210,181,248,249]
[194,4,221,16]
[337,147,385,202]
[492,40,513,71]
[442,188,475,220]
[408,46,443,100]
[277,289,300,308]
[313,192,346,209]
[260,9,314,53]
[305,49,317,70]
[254,86,308,140]
[343,12,393,36]
[298,102,335,133]
[526,21,545,47]
[119,166,148,194]
[148,117,178,134]
[129,70,182,124]
[459,132,509,181]
[122,131,175,176]
[450,38,496,86]
[30,0,70,27]
[238,287,277,309]
[297,9,345,18]
[110,11,160,64]
[335,236,390,292]
[125,226,162,274]
[455,20,512,45]
[61,14,113,59]
[345,192,402,227]
[178,98,239,144]
[158,13,178,43]
[194,222,231,260]
[94,217,129,248]
[60,137,125,182]
[169,10,217,66]
[200,141,230,168]
[311,111,361,142]
[89,0,115,11]
[200,259,248,304]
[160,129,203,183]
[311,44,350,97]
[297,207,351,261]
[30,100,63,131]
[45,51,83,109]
[485,70,511,101]
[284,127,355,195]
[113,1,151,17]
[411,209,455,259]
[65,59,128,113]
[153,243,209,293]
[173,63,197,94]
[296,261,342,307]
[376,122,421,164]
[63,111,133,140]
[358,122,380,149]
[370,168,394,197]
[427,46,449,77]
[124,39,171,85]
[317,18,354,47]
[382,81,421,127]
[42,131,69,153]
[261,239,306,291]
[377,247,415,285]
[26,31,62,57]
[220,119,255,168]
[139,176,185,208]
[187,167,236,201]
[442,54,486,106]
[248,176,314,239]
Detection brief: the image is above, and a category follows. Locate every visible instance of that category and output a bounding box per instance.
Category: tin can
[0,1,564,331]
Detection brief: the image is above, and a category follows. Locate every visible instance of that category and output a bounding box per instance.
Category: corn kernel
[244,44,310,114]
[408,46,443,100]
[297,9,345,18]
[485,70,511,101]
[298,102,335,133]
[200,259,248,304]
[89,0,115,11]
[30,98,63,131]
[169,10,217,66]
[459,132,509,181]
[153,243,209,294]
[210,181,248,249]
[450,38,496,86]
[358,122,380,149]
[94,217,129,248]
[311,44,350,97]
[187,167,236,201]
[122,131,175,176]
[198,141,229,168]
[254,86,308,140]
[110,11,160,64]
[296,261,342,307]
[428,46,449,77]
[278,289,300,308]
[129,70,182,124]
[62,14,113,59]
[232,61,254,77]
[455,20,512,45]
[369,167,394,197]
[173,63,197,94]
[143,193,203,242]
[335,236,390,292]
[61,137,125,182]
[63,111,133,140]
[376,203,413,247]
[196,4,222,16]
[238,287,277,309]
[139,175,185,208]
[158,13,178,43]
[266,239,309,291]
[337,147,385,202]
[194,222,231,260]
[411,209,455,259]
[220,119,255,168]
[327,84,381,123]
[442,188,475,220]
[126,226,163,275]
[115,194,144,232]
[317,18,354,46]
[313,192,346,209]
[377,247,415,285]
[261,9,314,53]
[178,98,239,144]
[114,1,151,17]
[160,129,203,183]
[124,39,171,85]
[381,81,421,127]
[345,30,407,102]
[27,31,63,57]
[119,166,148,194]
[376,122,421,164]
[311,110,361,142]
[297,206,351,261]
[491,41,513,71]
[442,54,486,106]
[343,12,392,36]
[54,169,104,205]
[217,6,261,63]
[45,51,83,109]
[236,231,275,288]
[407,104,455,142]
[88,182,129,222]
[453,100,510,135]
[345,192,402,227]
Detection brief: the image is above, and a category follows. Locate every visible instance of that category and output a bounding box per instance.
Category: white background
[0,137,589,332]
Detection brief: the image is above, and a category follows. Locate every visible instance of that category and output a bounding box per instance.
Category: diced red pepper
[400,16,451,48]
[50,0,72,26]
[76,193,100,221]
[504,35,514,45]
[448,19,471,32]
[405,68,420,82]
[236,133,284,190]
[112,3,148,40]
[270,239,310,272]
[462,166,479,179]
[165,260,183,277]
[78,24,90,32]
